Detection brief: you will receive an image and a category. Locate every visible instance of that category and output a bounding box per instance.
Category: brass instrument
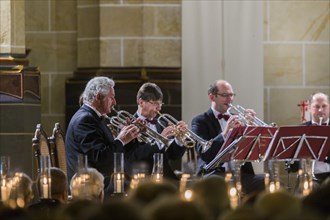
[110,107,172,147]
[228,104,276,127]
[157,112,213,151]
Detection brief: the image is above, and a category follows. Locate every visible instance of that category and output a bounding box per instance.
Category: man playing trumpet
[191,79,265,194]
[125,82,188,182]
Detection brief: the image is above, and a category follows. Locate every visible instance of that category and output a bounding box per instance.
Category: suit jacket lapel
[206,108,222,134]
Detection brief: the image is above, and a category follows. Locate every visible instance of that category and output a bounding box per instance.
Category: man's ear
[137,98,144,106]
[209,93,215,101]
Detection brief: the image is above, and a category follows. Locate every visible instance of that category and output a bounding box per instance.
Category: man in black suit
[65,76,140,195]
[125,82,187,182]
[191,79,265,194]
[292,92,330,189]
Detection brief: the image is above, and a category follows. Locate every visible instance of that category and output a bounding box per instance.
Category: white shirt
[311,118,330,175]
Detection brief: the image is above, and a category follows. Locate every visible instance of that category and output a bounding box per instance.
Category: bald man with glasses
[191,79,265,194]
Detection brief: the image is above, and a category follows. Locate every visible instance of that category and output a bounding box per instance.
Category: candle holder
[264,160,281,193]
[151,153,163,183]
[113,153,124,193]
[295,158,313,197]
[39,155,51,199]
[179,173,195,201]
[129,162,148,190]
[0,156,10,202]
[70,154,91,199]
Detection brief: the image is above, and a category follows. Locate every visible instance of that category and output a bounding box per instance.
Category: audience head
[7,172,34,209]
[58,199,102,220]
[192,176,230,220]
[49,167,68,203]
[127,179,179,208]
[81,76,116,115]
[254,190,301,220]
[301,178,330,219]
[208,80,235,114]
[218,206,258,220]
[70,167,104,202]
[145,196,210,220]
[90,200,147,220]
[309,92,329,123]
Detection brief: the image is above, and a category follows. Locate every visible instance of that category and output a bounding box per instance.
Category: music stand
[203,126,277,172]
[263,125,330,163]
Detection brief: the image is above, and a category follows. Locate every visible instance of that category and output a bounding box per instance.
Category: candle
[1,185,7,201]
[42,176,49,198]
[115,173,122,193]
[43,183,49,198]
[229,186,238,209]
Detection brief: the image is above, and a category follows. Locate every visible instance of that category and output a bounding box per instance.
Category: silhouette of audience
[192,176,231,220]
[70,167,104,202]
[126,179,179,208]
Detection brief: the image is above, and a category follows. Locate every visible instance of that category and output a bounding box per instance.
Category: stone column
[0,0,40,179]
[0,0,25,54]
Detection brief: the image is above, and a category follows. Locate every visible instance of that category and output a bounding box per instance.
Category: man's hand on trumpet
[116,124,141,145]
[161,121,188,139]
[243,108,256,125]
[222,115,243,139]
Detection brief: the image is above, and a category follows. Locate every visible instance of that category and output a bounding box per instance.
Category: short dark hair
[208,81,219,95]
[136,83,163,102]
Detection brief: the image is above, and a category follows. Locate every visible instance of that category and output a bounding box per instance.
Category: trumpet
[111,107,172,147]
[228,104,276,127]
[157,112,213,151]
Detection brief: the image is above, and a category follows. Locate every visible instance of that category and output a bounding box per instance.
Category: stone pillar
[0,0,40,179]
[0,0,25,54]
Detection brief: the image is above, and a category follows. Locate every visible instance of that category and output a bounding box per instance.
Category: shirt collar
[84,103,103,118]
[312,118,329,125]
[211,107,230,119]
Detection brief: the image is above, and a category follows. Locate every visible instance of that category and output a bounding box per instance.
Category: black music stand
[263,125,330,162]
[203,126,277,172]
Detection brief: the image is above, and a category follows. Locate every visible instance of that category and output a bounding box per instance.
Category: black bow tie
[145,118,158,125]
[217,113,230,121]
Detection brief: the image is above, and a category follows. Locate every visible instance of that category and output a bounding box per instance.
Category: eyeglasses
[216,93,236,98]
[148,101,164,107]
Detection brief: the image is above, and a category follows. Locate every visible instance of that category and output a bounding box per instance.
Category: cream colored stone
[77,40,100,67]
[125,0,143,4]
[13,0,25,53]
[100,39,122,66]
[55,33,77,71]
[51,0,76,31]
[143,0,181,4]
[264,44,302,86]
[41,74,50,114]
[78,7,99,38]
[123,39,143,66]
[79,0,102,6]
[143,6,181,36]
[305,44,330,86]
[50,73,73,114]
[143,39,181,66]
[25,0,49,31]
[100,6,142,37]
[263,1,268,41]
[26,33,57,71]
[41,116,66,135]
[270,1,329,41]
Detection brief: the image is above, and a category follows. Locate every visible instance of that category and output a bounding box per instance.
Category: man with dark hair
[125,82,188,182]
[28,167,68,216]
